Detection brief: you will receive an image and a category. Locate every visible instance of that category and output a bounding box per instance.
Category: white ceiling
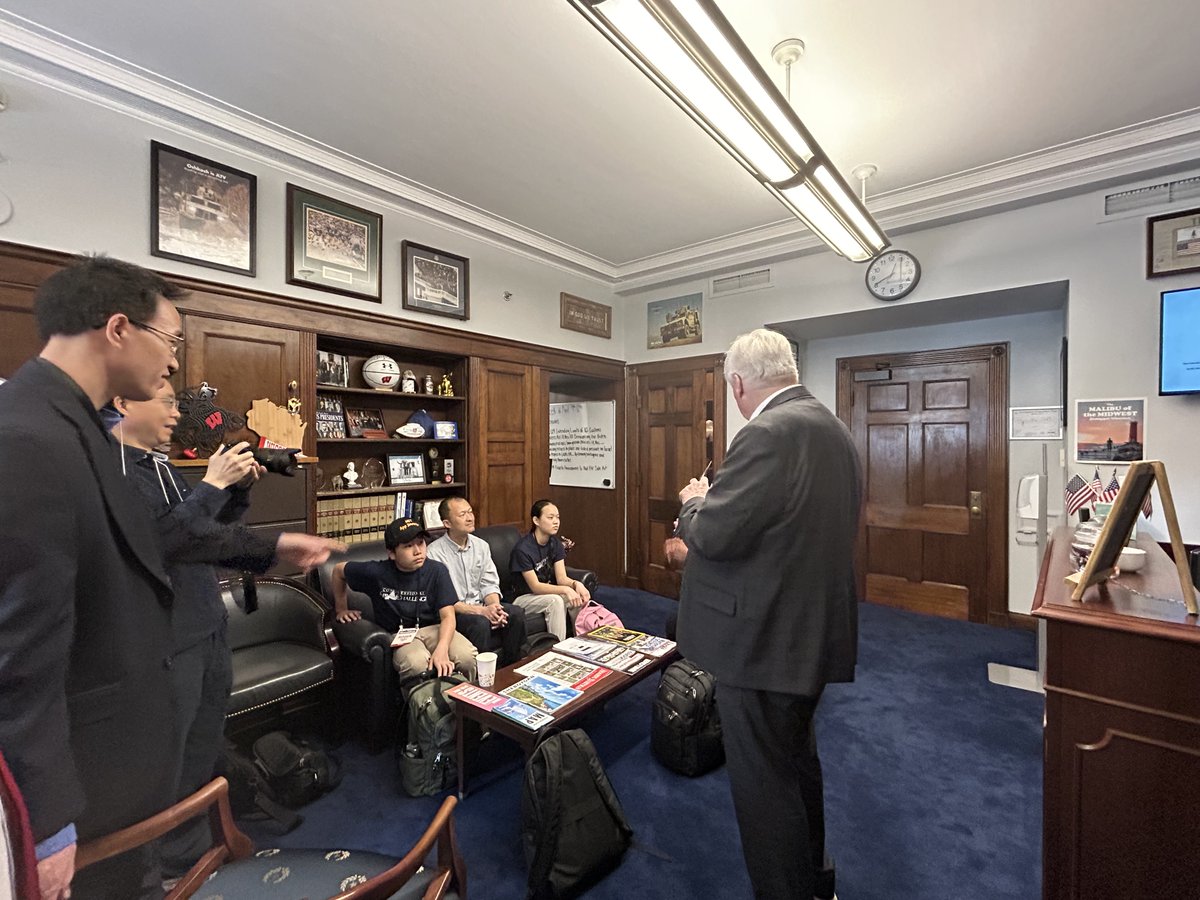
[2,0,1200,288]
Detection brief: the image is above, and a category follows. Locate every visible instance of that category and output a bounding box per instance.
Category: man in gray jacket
[676,329,862,900]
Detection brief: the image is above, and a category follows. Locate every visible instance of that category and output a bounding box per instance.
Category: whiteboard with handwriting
[549,401,616,489]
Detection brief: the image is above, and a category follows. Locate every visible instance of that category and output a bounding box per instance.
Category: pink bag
[574,599,623,635]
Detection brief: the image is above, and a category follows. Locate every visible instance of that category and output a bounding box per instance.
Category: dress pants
[512,593,571,641]
[718,684,829,900]
[455,602,528,665]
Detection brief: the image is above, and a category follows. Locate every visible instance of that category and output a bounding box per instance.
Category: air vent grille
[1105,176,1200,216]
[711,267,772,297]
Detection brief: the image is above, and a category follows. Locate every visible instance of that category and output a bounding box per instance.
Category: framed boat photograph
[151,141,257,276]
[287,184,382,301]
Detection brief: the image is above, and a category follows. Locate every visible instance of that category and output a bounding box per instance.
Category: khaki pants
[392,625,478,681]
[513,593,573,641]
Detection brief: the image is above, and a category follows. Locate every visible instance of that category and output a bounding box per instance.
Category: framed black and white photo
[287,184,382,301]
[151,141,256,276]
[344,407,387,439]
[388,453,426,486]
[1147,206,1200,278]
[401,240,469,320]
[314,394,346,440]
[433,420,459,440]
[316,350,349,387]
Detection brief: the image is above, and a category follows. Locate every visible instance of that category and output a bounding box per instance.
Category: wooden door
[627,356,724,597]
[181,315,307,446]
[837,344,1008,624]
[470,358,534,530]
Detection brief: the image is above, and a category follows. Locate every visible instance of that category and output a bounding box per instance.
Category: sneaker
[813,858,836,900]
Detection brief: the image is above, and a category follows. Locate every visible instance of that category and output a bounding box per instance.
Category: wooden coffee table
[454,648,677,798]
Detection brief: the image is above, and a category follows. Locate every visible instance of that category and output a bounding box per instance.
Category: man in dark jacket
[113,383,342,876]
[0,256,185,899]
[676,329,862,900]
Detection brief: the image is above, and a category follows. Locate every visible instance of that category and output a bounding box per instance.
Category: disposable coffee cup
[477,652,498,688]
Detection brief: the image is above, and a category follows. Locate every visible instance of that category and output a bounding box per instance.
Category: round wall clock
[866,249,921,301]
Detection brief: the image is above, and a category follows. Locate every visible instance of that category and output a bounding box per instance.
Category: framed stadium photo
[151,141,257,276]
[286,184,382,302]
[401,240,470,320]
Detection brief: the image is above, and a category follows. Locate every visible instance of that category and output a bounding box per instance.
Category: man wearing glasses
[0,255,190,899]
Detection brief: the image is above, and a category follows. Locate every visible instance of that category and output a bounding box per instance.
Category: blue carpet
[246,589,1042,899]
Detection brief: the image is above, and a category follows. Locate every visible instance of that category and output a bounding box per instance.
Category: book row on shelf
[316,492,447,544]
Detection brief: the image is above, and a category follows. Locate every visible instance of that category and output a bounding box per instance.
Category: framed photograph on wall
[387,453,426,486]
[151,141,256,276]
[344,407,387,439]
[1075,398,1145,463]
[647,292,703,349]
[401,240,469,320]
[316,350,349,387]
[1009,406,1063,440]
[1146,206,1200,278]
[287,184,382,301]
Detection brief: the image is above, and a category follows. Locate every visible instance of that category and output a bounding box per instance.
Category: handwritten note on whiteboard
[549,401,616,489]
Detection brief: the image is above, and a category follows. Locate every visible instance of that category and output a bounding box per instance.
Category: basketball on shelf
[362,354,400,391]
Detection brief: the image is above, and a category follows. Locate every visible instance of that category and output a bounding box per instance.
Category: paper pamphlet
[445,682,505,710]
[493,698,555,730]
[501,675,583,712]
[514,652,611,689]
[554,637,651,674]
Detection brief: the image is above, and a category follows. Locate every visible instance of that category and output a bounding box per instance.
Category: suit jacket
[676,384,863,696]
[0,359,178,843]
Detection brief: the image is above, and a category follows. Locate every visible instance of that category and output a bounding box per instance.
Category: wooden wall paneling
[471,358,533,530]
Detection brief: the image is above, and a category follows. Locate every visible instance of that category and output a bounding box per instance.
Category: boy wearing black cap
[330,517,477,681]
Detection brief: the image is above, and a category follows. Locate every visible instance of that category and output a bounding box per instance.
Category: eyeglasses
[131,320,185,355]
[157,397,179,409]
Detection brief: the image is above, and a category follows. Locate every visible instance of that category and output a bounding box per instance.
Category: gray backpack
[396,674,474,797]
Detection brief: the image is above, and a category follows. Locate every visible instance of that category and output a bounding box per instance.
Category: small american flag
[1090,469,1104,504]
[1064,474,1094,516]
[1098,470,1121,503]
[1141,485,1154,518]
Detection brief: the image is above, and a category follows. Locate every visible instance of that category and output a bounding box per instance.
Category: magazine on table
[584,625,676,658]
[514,651,611,690]
[501,675,583,712]
[444,682,505,711]
[493,697,555,730]
[554,637,652,674]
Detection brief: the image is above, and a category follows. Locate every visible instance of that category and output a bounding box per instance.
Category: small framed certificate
[1009,406,1063,440]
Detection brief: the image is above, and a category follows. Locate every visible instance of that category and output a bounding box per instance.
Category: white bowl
[1118,547,1147,573]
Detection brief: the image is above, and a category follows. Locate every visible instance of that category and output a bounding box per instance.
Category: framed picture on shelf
[314,394,346,439]
[433,420,458,440]
[317,350,349,387]
[387,453,426,486]
[287,184,382,301]
[150,141,256,276]
[345,407,387,439]
[401,240,470,320]
[1147,206,1200,278]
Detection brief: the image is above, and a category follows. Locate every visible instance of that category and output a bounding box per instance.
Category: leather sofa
[315,524,597,751]
[222,575,338,740]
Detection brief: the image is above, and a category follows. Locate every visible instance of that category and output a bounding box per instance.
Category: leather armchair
[222,576,338,740]
[315,528,597,752]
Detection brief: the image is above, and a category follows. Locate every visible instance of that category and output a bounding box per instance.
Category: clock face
[866,250,921,301]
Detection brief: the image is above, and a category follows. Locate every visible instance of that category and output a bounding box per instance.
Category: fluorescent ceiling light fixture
[569,0,889,261]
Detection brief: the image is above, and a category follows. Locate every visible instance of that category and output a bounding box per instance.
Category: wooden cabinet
[1033,528,1200,900]
[471,358,535,530]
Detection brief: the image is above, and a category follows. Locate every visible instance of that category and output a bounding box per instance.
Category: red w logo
[205,411,224,430]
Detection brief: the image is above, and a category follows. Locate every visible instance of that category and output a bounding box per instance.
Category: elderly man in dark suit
[676,328,862,900]
[0,256,187,899]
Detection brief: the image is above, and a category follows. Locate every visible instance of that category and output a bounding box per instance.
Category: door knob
[969,490,983,517]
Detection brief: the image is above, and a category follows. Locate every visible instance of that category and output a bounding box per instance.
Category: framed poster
[1146,206,1200,278]
[647,293,702,349]
[401,240,469,320]
[1075,398,1145,463]
[286,184,382,301]
[1009,406,1063,440]
[151,141,256,275]
[388,453,426,486]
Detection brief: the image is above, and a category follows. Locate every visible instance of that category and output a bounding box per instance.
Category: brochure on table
[554,637,656,674]
[514,651,611,689]
[501,675,583,712]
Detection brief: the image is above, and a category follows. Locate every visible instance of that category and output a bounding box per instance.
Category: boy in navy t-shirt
[331,518,477,681]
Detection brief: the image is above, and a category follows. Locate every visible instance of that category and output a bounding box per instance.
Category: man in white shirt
[426,497,528,665]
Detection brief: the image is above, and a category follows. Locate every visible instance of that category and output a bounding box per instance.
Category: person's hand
[335,609,361,624]
[563,585,584,608]
[234,462,265,489]
[482,604,507,626]
[431,647,453,677]
[275,534,347,571]
[573,579,591,604]
[678,475,709,504]
[202,442,259,490]
[37,843,75,900]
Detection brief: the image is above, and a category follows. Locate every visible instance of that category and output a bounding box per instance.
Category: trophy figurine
[438,373,454,396]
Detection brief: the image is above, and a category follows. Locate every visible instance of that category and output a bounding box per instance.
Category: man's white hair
[724,329,799,389]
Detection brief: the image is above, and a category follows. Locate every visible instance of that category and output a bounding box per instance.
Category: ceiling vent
[711,267,773,298]
[1104,176,1200,216]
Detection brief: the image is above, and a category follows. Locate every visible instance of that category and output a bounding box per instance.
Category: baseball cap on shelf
[385,517,427,549]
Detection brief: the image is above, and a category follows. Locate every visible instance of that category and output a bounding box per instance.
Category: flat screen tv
[1159,286,1200,395]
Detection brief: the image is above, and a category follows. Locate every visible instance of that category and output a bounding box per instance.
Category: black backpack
[521,728,633,900]
[397,673,476,797]
[216,740,301,834]
[650,659,725,776]
[251,731,342,809]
